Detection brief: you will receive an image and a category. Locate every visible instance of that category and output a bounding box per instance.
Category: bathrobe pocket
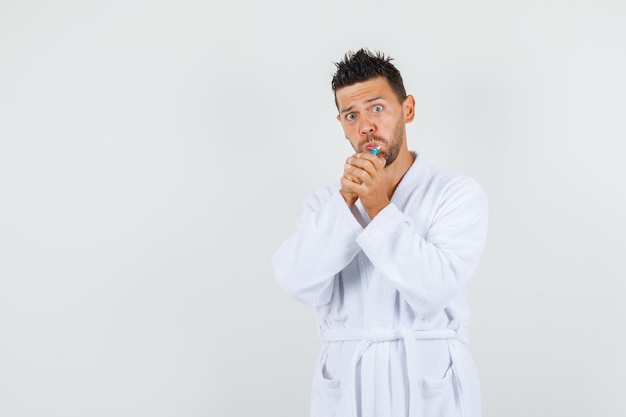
[311,344,348,417]
[415,363,461,417]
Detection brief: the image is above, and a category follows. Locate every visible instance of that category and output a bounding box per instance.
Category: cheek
[381,113,397,125]
[340,123,357,137]
[340,120,355,130]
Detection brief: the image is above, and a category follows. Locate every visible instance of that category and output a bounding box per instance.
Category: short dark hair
[331,48,407,106]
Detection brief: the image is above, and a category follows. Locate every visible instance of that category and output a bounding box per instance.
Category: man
[272,49,488,417]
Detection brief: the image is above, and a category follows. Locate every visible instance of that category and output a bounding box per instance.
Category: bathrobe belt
[320,327,468,417]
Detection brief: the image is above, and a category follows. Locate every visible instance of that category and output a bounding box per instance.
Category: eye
[372,105,383,113]
[346,113,356,121]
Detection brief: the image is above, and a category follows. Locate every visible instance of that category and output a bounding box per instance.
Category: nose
[359,116,375,136]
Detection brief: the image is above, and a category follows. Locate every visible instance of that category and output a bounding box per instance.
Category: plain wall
[1,1,625,416]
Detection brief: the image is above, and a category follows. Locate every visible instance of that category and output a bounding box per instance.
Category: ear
[403,95,416,123]
[336,114,341,122]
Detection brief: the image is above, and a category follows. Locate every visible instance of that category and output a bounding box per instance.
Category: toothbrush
[370,145,381,155]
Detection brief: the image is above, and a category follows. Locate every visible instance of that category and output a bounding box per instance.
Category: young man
[272,49,488,417]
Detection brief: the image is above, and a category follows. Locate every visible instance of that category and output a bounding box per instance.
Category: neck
[384,148,414,199]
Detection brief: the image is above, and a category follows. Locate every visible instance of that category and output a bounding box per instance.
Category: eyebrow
[339,96,385,115]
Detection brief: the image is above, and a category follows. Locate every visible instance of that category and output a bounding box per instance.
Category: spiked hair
[331,48,407,107]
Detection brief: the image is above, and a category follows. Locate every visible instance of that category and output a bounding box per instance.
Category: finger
[340,175,361,193]
[342,160,363,184]
[344,171,364,185]
[348,156,379,178]
[343,171,362,185]
[355,152,386,172]
[344,161,372,184]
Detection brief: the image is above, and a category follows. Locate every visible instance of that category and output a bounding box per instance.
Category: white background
[1,1,625,416]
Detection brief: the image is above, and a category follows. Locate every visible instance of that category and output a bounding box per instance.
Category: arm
[271,185,364,307]
[356,176,489,317]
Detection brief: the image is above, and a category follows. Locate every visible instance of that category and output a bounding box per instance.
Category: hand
[340,153,362,207]
[341,152,389,218]
[340,185,359,207]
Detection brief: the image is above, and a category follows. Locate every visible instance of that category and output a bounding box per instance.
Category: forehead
[335,77,396,110]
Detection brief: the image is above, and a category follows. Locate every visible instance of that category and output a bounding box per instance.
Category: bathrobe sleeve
[272,185,364,307]
[356,176,489,317]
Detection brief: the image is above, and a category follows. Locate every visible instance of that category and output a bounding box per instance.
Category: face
[335,77,414,166]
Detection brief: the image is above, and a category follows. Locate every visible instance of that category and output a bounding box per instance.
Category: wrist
[365,200,389,219]
[340,190,358,207]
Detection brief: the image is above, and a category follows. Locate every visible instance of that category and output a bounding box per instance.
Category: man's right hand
[340,186,358,207]
[340,152,388,218]
[340,153,360,207]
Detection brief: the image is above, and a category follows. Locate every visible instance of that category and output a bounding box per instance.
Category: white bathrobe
[272,153,488,417]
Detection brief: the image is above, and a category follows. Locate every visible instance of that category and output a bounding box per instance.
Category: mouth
[364,143,382,153]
